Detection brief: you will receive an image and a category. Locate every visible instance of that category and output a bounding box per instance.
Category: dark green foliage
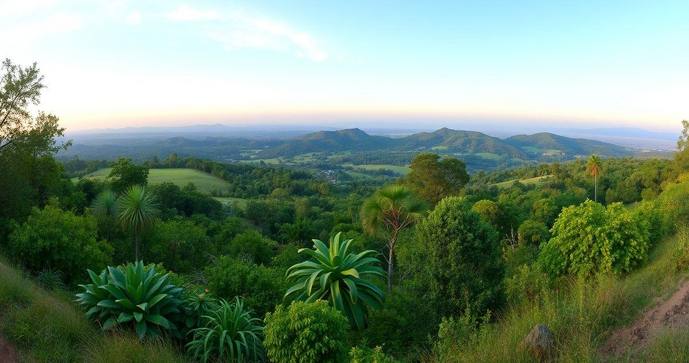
[404,152,470,204]
[6,204,112,284]
[350,345,395,363]
[539,200,650,278]
[225,230,276,265]
[181,289,217,334]
[264,301,349,363]
[75,261,184,340]
[142,218,213,273]
[108,158,149,193]
[150,182,222,219]
[414,197,504,320]
[285,233,385,330]
[517,219,550,246]
[186,298,265,363]
[205,256,286,317]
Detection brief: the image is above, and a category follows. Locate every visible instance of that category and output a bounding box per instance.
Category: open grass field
[494,174,552,188]
[74,168,231,195]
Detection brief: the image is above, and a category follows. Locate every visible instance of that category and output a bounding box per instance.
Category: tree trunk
[135,231,139,261]
[387,246,394,293]
[594,174,598,203]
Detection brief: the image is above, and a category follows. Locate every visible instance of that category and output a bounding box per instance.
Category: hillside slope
[0,259,185,362]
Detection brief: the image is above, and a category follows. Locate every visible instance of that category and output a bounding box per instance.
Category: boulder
[520,324,555,362]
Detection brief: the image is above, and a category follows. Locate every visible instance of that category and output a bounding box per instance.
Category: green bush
[350,345,395,363]
[187,298,264,363]
[143,218,212,273]
[435,308,491,362]
[505,264,552,306]
[414,197,504,320]
[539,200,650,278]
[205,256,286,317]
[226,230,276,265]
[6,204,112,284]
[264,301,349,363]
[75,261,185,340]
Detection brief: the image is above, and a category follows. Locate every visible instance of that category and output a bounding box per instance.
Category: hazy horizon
[2,0,687,133]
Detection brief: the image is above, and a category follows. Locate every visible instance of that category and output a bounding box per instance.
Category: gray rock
[520,324,555,362]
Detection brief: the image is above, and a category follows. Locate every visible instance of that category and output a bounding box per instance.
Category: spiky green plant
[285,232,385,330]
[182,289,217,336]
[91,189,118,240]
[186,298,265,363]
[117,185,159,261]
[37,268,65,291]
[75,261,184,340]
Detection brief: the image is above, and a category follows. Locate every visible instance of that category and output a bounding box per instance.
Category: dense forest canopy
[2,60,689,362]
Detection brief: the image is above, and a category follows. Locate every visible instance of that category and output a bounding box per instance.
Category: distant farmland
[74,168,231,194]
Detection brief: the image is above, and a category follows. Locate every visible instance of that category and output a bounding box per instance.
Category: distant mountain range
[256,127,631,160]
[61,127,633,172]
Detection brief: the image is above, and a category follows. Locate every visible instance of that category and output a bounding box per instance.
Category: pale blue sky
[1,0,687,131]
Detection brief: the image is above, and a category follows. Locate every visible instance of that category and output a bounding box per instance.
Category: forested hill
[60,127,634,172]
[257,127,632,159]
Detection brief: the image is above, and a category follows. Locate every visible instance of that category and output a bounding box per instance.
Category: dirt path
[601,279,689,359]
[0,332,19,362]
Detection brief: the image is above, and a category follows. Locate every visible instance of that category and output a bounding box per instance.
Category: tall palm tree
[91,190,118,241]
[587,155,603,202]
[117,185,160,261]
[361,185,426,292]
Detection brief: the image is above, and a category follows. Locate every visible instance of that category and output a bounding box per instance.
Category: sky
[1,0,687,132]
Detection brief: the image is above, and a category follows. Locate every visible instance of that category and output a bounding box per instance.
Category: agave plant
[186,298,265,363]
[75,261,184,340]
[285,232,385,330]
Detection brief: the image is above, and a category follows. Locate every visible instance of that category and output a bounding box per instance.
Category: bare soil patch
[601,279,689,359]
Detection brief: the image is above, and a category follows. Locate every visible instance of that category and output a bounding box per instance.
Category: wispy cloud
[165,5,329,62]
[0,12,82,50]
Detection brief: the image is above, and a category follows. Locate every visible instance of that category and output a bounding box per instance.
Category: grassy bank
[442,229,689,362]
[0,259,185,362]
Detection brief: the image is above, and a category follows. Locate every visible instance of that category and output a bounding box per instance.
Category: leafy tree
[676,120,689,172]
[108,158,149,193]
[205,256,286,317]
[225,230,276,265]
[586,155,603,202]
[0,59,45,153]
[6,203,112,283]
[0,112,70,219]
[539,200,650,278]
[403,153,470,204]
[143,219,212,273]
[471,199,501,230]
[277,216,314,246]
[264,301,349,363]
[414,197,504,320]
[117,185,160,261]
[285,232,385,330]
[517,219,549,246]
[362,185,426,291]
[91,190,118,240]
